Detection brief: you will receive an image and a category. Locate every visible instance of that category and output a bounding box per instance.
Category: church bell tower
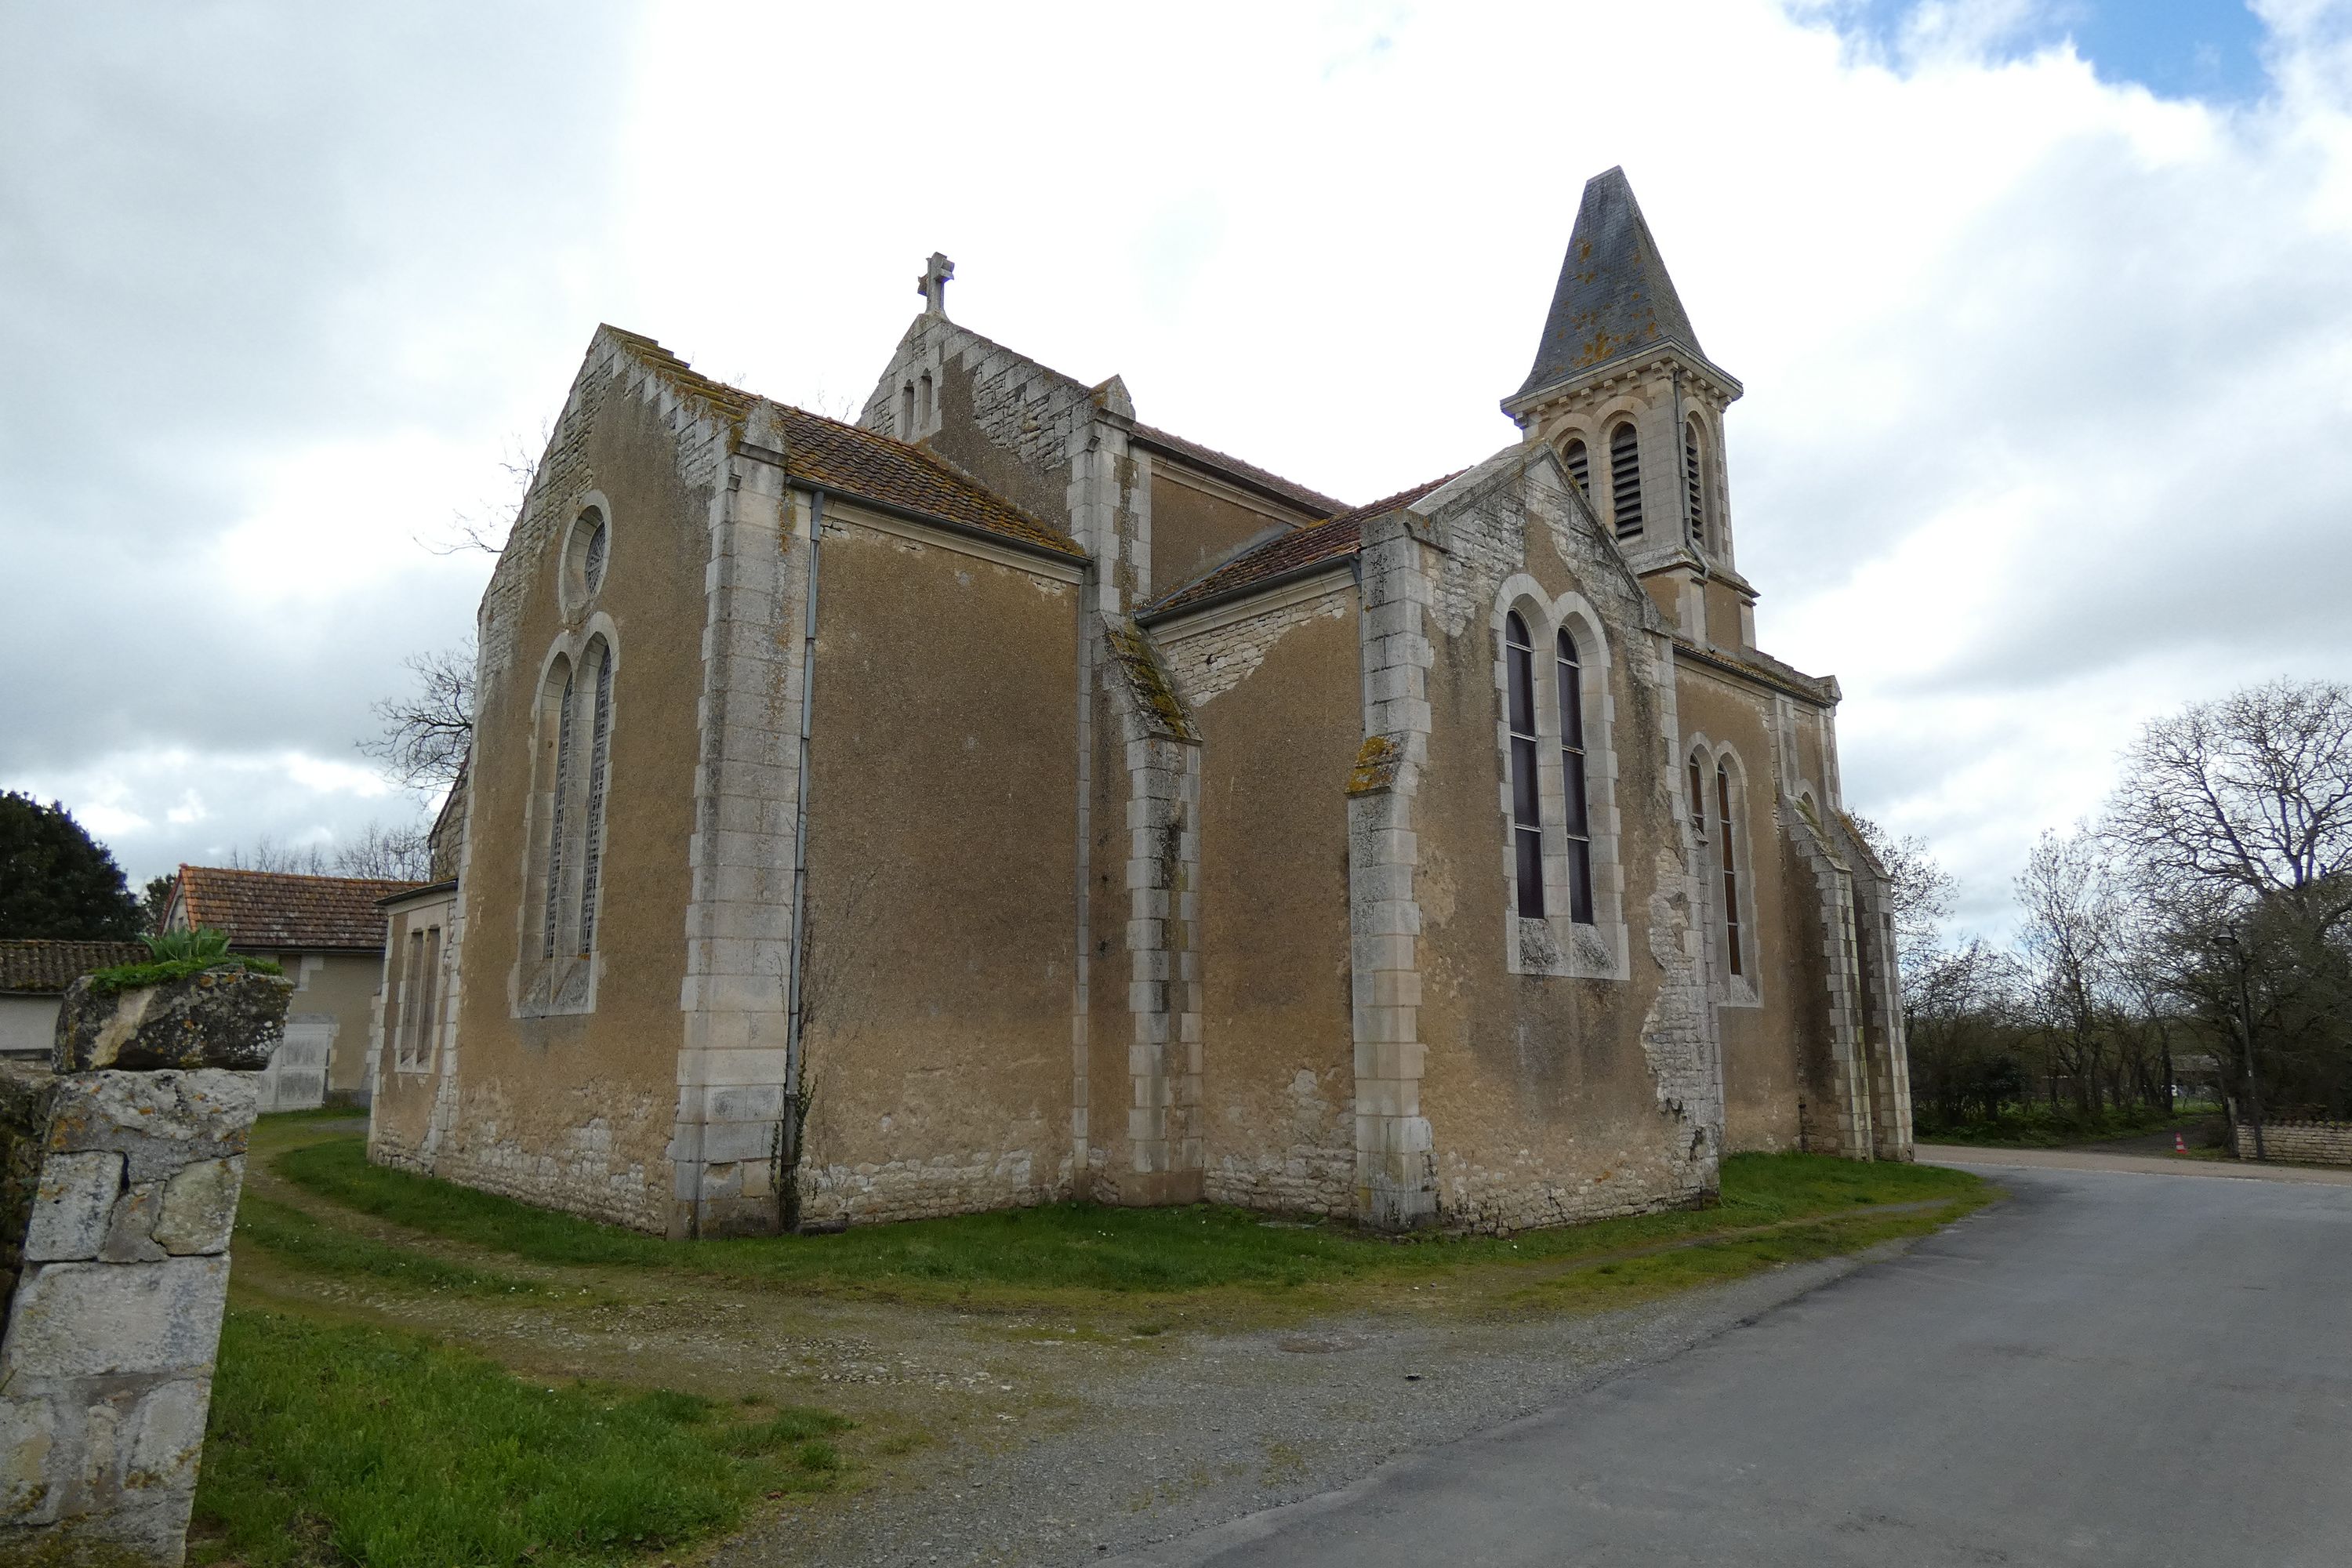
[1504,168,1754,649]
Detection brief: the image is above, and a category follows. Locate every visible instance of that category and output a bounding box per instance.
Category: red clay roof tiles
[0,940,149,995]
[176,866,419,952]
[605,329,1083,560]
[1143,473,1463,619]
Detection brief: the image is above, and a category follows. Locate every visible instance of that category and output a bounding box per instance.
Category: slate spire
[1512,168,1704,405]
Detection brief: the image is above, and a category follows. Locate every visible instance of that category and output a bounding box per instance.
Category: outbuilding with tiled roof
[165,865,417,1111]
[0,939,149,1060]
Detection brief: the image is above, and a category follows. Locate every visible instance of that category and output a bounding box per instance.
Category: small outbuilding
[0,939,147,1059]
[164,865,419,1109]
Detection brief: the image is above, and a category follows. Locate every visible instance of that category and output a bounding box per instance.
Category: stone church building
[368,169,1914,1237]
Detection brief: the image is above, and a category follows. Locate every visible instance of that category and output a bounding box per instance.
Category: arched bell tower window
[901,382,915,435]
[1608,421,1642,539]
[1562,437,1590,503]
[1557,628,1594,924]
[1504,611,1544,919]
[1684,418,1708,550]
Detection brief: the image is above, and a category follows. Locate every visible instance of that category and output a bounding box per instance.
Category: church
[366,169,1914,1238]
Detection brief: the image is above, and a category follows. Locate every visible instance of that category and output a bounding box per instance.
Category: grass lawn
[195,1312,846,1568]
[272,1138,1984,1299]
[199,1118,1989,1566]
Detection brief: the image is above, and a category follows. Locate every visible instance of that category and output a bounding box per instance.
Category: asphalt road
[1117,1161,2352,1567]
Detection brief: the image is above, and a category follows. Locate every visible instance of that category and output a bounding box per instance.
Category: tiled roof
[605,328,1083,560]
[0,940,148,995]
[176,866,420,952]
[772,405,1083,557]
[1131,423,1351,518]
[1142,474,1463,619]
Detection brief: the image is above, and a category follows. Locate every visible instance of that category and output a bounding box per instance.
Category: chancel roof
[1512,168,1705,405]
[604,328,1085,561]
[175,866,421,952]
[1142,473,1463,620]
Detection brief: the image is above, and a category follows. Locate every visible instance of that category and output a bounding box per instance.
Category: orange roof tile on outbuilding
[173,866,421,953]
[0,939,149,995]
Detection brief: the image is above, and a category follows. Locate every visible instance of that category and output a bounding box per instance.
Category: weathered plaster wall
[1148,463,1308,601]
[1674,669,1809,1152]
[1160,586,1360,1216]
[1410,452,1719,1231]
[789,508,1081,1227]
[371,350,718,1232]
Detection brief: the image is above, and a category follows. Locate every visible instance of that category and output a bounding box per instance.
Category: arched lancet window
[1504,611,1543,919]
[900,382,915,434]
[542,666,575,961]
[1716,761,1744,977]
[1683,418,1707,550]
[1556,628,1594,924]
[1608,422,1642,539]
[577,638,613,954]
[1562,437,1590,502]
[918,372,934,428]
[582,512,608,596]
[1687,757,1707,845]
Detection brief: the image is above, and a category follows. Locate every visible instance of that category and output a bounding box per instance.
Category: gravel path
[716,1240,1929,1568]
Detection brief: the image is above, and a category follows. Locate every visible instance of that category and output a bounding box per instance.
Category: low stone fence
[0,966,289,1566]
[2234,1118,2352,1166]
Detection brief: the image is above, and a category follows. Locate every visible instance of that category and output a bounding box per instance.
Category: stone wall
[0,967,278,1565]
[2234,1119,2352,1165]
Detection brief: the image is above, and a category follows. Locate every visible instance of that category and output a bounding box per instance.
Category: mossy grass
[193,1310,849,1568]
[82,952,284,996]
[274,1138,1984,1299]
[82,925,285,996]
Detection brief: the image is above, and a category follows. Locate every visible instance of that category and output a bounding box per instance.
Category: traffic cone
[2175,1132,2187,1155]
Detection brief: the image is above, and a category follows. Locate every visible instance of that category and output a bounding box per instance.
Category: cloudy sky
[5,0,2349,938]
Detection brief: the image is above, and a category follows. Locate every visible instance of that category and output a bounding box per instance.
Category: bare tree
[2016,826,2125,1115]
[223,837,332,875]
[2103,680,2352,1129]
[423,424,548,557]
[331,820,434,880]
[2103,677,2352,902]
[1904,937,2026,1127]
[360,639,476,794]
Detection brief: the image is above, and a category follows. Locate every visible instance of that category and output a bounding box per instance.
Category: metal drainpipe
[782,488,824,1207]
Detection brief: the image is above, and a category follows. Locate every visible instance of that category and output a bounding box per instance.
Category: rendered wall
[371,355,718,1232]
[789,507,1082,1226]
[1406,455,1719,1232]
[1158,583,1362,1216]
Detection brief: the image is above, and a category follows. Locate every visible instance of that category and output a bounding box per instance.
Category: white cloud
[6,0,2352,938]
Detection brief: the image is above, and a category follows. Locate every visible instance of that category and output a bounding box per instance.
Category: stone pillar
[0,967,288,1566]
[1350,510,1439,1230]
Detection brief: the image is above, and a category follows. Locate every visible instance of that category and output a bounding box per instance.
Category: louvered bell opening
[1684,425,1705,549]
[1563,438,1590,503]
[1609,424,1642,539]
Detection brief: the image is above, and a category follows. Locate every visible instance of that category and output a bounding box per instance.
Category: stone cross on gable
[916,252,954,317]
